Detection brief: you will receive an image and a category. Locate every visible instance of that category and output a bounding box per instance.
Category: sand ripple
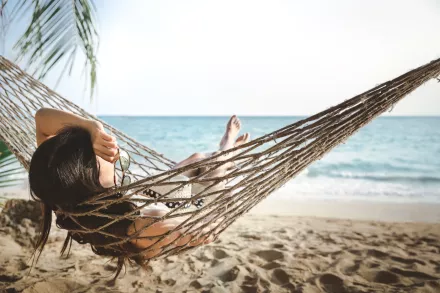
[1,200,440,293]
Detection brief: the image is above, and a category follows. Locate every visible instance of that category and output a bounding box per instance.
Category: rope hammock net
[0,55,439,266]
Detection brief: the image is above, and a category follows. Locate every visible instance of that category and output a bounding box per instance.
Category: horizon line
[97,114,440,118]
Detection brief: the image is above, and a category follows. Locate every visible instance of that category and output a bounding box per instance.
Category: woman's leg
[173,152,207,177]
[143,116,250,208]
[172,115,243,177]
[199,132,250,179]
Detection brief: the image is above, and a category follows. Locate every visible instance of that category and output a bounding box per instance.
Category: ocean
[101,116,440,203]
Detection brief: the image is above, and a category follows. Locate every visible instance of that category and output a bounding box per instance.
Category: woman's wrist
[81,119,103,135]
[85,119,118,162]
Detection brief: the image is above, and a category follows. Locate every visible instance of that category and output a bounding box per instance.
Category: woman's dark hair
[29,126,140,278]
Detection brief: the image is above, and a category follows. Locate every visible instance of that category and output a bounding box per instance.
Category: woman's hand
[35,108,119,162]
[86,120,119,163]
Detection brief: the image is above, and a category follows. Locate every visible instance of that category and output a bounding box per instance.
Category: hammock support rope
[1,55,439,264]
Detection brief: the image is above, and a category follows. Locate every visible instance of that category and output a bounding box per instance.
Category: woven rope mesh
[1,55,439,263]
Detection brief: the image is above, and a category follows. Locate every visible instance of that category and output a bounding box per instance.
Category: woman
[29,108,249,277]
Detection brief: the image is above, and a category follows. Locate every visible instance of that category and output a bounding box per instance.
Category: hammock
[0,55,439,264]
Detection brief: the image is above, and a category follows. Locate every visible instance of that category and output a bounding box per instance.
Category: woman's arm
[35,108,118,162]
[128,209,218,259]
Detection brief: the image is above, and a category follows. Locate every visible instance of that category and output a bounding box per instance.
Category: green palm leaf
[0,140,24,189]
[0,0,99,98]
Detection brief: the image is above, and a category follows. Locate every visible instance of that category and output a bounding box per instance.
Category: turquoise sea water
[101,116,440,203]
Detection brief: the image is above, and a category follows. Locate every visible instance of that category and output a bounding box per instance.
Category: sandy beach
[2,0,440,291]
[1,188,439,293]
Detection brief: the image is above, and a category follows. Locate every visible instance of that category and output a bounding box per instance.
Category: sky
[3,0,440,116]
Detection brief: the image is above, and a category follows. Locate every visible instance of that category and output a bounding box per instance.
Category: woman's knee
[190,152,205,160]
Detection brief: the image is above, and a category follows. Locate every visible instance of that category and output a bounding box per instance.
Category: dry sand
[1,191,439,293]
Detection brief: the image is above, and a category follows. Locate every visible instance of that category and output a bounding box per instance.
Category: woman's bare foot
[234,133,250,147]
[219,115,241,151]
[222,133,250,170]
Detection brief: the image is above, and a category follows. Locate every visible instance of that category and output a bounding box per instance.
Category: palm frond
[0,140,24,188]
[0,140,13,161]
[1,0,99,98]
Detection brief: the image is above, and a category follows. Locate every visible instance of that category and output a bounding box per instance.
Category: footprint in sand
[372,270,400,284]
[255,250,284,262]
[428,259,440,271]
[271,268,290,285]
[425,280,440,290]
[243,274,259,286]
[190,279,215,289]
[346,249,362,256]
[219,265,241,282]
[213,248,229,259]
[390,255,426,265]
[239,234,261,240]
[160,278,176,286]
[338,259,361,275]
[261,261,281,270]
[0,274,22,282]
[259,277,271,289]
[240,285,260,293]
[316,273,347,293]
[271,243,284,249]
[419,236,437,244]
[390,267,437,280]
[367,249,388,259]
[274,229,287,234]
[366,262,381,269]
